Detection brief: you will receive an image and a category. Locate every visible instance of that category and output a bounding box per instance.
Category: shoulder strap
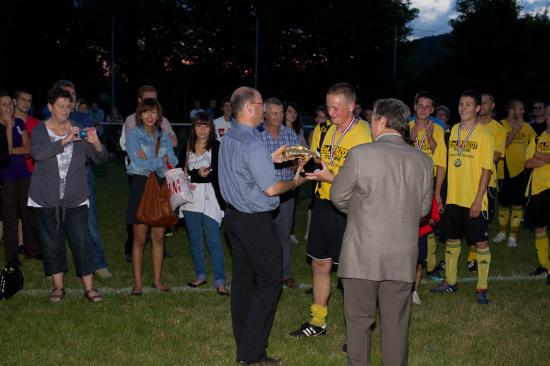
[154,135,161,158]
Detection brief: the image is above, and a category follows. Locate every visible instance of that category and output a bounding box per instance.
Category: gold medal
[454,158,461,167]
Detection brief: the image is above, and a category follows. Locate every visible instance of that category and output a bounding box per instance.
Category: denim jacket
[126,127,178,177]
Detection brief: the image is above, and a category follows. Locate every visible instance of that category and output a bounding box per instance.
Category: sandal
[84,288,104,303]
[152,284,171,292]
[50,288,65,303]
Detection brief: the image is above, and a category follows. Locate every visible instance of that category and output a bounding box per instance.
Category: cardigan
[28,121,109,211]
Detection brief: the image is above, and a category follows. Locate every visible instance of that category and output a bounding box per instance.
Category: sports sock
[476,247,491,290]
[427,233,437,272]
[510,206,523,238]
[467,244,477,263]
[310,303,328,327]
[498,206,510,234]
[535,232,549,269]
[445,241,461,286]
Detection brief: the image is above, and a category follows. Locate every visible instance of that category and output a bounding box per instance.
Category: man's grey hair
[373,98,410,135]
[265,97,283,108]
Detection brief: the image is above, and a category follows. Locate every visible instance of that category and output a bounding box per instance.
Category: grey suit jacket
[331,133,433,283]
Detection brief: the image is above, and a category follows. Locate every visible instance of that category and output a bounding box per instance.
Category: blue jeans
[182,211,226,288]
[87,165,108,270]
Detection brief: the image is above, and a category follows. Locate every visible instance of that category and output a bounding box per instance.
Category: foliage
[1,0,417,118]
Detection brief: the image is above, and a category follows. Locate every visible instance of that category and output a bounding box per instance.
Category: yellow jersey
[499,120,535,178]
[525,131,550,196]
[408,120,445,177]
[480,119,506,187]
[434,123,495,211]
[310,120,372,200]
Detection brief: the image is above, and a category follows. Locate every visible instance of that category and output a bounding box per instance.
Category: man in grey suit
[331,98,433,366]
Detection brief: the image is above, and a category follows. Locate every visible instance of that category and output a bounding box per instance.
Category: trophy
[282,145,315,163]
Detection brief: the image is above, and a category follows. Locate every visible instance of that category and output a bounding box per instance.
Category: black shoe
[434,260,446,272]
[238,356,281,365]
[290,322,327,338]
[529,265,548,277]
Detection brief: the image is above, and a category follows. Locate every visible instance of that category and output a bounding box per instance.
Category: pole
[254,15,259,89]
[111,14,116,108]
[393,26,397,80]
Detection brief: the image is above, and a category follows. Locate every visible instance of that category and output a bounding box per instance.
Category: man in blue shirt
[259,97,299,289]
[219,86,305,366]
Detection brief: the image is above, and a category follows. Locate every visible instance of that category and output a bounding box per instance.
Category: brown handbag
[136,136,178,227]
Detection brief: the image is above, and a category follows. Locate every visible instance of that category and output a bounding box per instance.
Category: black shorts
[439,204,489,244]
[417,235,427,267]
[525,189,550,229]
[499,170,527,207]
[306,198,347,264]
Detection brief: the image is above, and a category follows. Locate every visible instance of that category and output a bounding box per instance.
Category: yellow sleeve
[310,124,321,155]
[525,136,536,160]
[481,132,495,170]
[495,123,506,156]
[526,124,536,141]
[433,138,447,168]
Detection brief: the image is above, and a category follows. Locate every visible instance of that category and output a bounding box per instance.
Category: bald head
[230,86,264,126]
[231,87,258,118]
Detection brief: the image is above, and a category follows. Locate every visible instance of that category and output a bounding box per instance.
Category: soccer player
[290,82,372,338]
[410,91,446,280]
[432,90,495,305]
[493,99,536,247]
[465,93,506,272]
[524,104,550,283]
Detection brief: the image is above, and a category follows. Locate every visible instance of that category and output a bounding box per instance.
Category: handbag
[136,136,178,227]
[165,164,194,210]
[0,259,24,300]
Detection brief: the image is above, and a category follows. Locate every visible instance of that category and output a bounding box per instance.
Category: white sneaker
[412,291,422,305]
[493,232,507,244]
[95,267,113,279]
[507,236,517,248]
[290,234,299,244]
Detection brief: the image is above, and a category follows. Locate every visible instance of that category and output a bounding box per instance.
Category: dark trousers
[1,178,40,260]
[225,207,282,364]
[33,206,94,277]
[342,278,412,366]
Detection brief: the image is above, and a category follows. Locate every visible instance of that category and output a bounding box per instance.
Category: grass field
[1,159,549,366]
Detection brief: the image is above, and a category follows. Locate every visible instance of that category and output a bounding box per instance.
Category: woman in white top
[179,112,228,295]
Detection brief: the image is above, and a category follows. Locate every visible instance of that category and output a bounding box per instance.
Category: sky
[409,0,550,39]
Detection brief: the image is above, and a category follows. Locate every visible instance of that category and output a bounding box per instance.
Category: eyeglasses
[534,105,544,110]
[250,101,264,105]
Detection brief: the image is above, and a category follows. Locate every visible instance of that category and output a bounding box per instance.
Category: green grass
[1,159,550,365]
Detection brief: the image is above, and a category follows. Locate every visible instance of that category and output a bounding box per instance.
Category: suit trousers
[342,278,412,366]
[225,206,282,364]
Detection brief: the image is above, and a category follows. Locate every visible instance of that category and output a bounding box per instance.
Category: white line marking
[16,274,546,296]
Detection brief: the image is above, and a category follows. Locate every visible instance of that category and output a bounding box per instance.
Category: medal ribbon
[456,120,478,159]
[329,118,356,166]
[414,121,432,151]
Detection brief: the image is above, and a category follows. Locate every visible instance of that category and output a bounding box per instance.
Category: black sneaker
[434,260,446,272]
[529,266,548,277]
[467,261,478,273]
[290,322,327,338]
